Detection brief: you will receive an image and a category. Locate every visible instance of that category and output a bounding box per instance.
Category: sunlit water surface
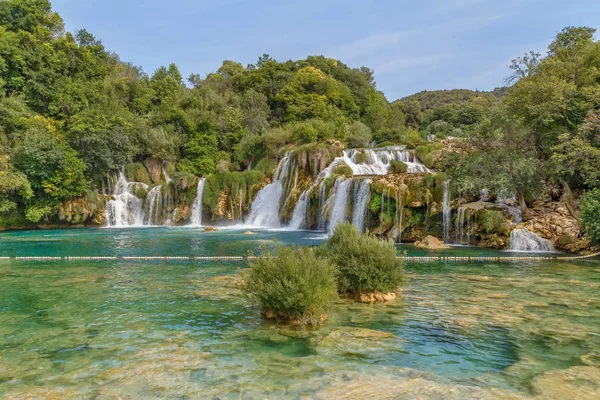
[0,227,599,399]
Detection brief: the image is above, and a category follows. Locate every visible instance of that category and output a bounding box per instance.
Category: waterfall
[328,178,351,234]
[443,181,451,243]
[456,207,466,244]
[144,186,163,225]
[289,193,309,230]
[351,179,371,233]
[190,178,206,226]
[342,146,430,175]
[104,172,147,227]
[509,229,554,252]
[396,190,404,243]
[247,155,291,227]
[239,188,243,221]
[318,180,328,230]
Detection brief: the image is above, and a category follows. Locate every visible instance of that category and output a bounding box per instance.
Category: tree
[580,189,600,244]
[346,121,372,147]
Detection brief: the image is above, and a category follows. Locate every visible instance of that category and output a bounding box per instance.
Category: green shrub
[581,189,600,244]
[389,160,408,174]
[321,223,404,295]
[479,210,503,234]
[243,246,338,325]
[254,158,277,175]
[125,162,152,185]
[346,121,372,148]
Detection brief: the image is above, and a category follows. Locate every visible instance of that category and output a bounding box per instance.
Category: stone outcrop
[519,201,586,252]
[414,235,450,250]
[357,291,397,303]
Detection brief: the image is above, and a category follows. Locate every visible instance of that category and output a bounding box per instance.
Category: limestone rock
[204,226,218,232]
[531,366,600,400]
[358,291,397,303]
[414,235,450,250]
[311,327,404,357]
[143,158,163,184]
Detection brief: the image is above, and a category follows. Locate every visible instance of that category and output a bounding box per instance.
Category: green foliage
[254,158,277,175]
[389,160,407,174]
[479,210,504,234]
[345,121,372,147]
[125,163,152,185]
[243,245,338,325]
[322,223,404,294]
[580,189,600,244]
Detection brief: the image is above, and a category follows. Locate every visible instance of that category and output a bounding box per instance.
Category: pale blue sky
[52,0,600,100]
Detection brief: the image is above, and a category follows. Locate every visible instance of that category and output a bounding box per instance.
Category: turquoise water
[0,228,599,399]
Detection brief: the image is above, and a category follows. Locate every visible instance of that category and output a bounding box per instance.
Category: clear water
[0,228,599,399]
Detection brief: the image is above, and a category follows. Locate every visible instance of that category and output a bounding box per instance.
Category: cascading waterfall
[144,186,163,225]
[351,179,371,233]
[246,155,291,227]
[239,188,243,221]
[190,178,206,226]
[105,172,147,227]
[509,229,554,252]
[328,178,351,234]
[247,145,433,232]
[343,146,430,175]
[442,181,451,243]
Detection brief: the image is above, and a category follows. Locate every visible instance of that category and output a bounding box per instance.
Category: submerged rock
[311,370,526,399]
[204,226,218,232]
[414,235,450,250]
[531,366,600,400]
[311,327,404,357]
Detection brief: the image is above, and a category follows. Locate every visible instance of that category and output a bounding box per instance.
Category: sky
[52,0,600,100]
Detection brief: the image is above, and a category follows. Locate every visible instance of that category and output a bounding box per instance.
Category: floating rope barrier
[0,253,598,262]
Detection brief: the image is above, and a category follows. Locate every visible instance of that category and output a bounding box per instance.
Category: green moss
[255,158,277,175]
[389,160,408,174]
[332,164,353,178]
[125,162,152,185]
[479,210,504,234]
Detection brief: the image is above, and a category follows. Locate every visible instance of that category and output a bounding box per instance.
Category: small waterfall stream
[328,178,352,234]
[190,178,206,226]
[246,155,291,227]
[351,179,371,233]
[442,181,451,243]
[509,229,554,252]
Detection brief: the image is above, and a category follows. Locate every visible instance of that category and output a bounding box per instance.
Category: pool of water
[1,228,599,399]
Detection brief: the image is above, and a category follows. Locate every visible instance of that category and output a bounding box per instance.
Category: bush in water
[321,222,404,296]
[243,246,338,326]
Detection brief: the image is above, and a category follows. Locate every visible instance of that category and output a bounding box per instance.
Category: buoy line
[0,253,598,262]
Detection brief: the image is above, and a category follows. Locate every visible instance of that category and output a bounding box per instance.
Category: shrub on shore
[321,223,404,296]
[243,246,338,326]
[580,189,600,244]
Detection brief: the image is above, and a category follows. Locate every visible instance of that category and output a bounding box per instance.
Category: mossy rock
[332,164,353,178]
[125,162,153,185]
[389,160,408,174]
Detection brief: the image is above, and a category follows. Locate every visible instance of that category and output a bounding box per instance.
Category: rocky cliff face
[520,201,588,253]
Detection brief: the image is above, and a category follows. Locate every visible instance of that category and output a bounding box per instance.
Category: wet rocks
[357,291,397,303]
[204,226,218,232]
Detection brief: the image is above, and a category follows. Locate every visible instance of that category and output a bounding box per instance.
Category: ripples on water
[0,228,599,399]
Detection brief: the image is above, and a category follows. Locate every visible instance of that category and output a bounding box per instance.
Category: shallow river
[0,227,599,399]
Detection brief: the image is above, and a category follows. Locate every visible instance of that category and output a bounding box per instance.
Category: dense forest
[1,0,599,245]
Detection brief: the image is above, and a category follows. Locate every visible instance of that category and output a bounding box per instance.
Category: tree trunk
[559,177,579,220]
